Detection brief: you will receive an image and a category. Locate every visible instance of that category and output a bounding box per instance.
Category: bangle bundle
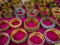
[40,17,55,29]
[0,33,10,45]
[28,32,45,45]
[10,18,22,28]
[14,8,25,19]
[27,9,39,18]
[24,18,40,32]
[44,28,60,44]
[0,20,9,32]
[11,28,28,43]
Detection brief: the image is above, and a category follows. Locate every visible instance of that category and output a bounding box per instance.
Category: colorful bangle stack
[2,8,14,18]
[52,7,60,18]
[56,18,60,27]
[10,18,22,28]
[11,28,28,43]
[27,9,39,18]
[24,0,35,10]
[0,20,9,32]
[24,18,40,32]
[0,33,10,45]
[44,28,60,44]
[40,17,55,29]
[11,0,22,10]
[14,8,25,19]
[28,32,45,45]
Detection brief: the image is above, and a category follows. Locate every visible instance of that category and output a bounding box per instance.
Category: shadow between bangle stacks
[24,18,40,32]
[28,32,45,45]
[10,18,22,28]
[0,20,9,32]
[40,17,55,29]
[0,33,10,45]
[11,28,28,43]
[44,28,60,44]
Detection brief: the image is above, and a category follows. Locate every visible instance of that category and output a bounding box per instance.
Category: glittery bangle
[0,33,10,45]
[24,18,40,32]
[11,28,28,43]
[0,20,9,32]
[28,32,45,45]
[27,9,39,18]
[10,18,22,28]
[40,17,55,29]
[14,8,25,19]
[44,28,60,44]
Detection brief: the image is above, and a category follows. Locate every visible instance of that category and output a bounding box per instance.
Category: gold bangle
[11,28,28,43]
[28,32,45,45]
[24,0,35,10]
[0,20,9,32]
[56,18,60,27]
[24,18,40,32]
[2,8,14,18]
[10,18,22,28]
[44,28,60,44]
[0,33,10,45]
[27,9,39,18]
[0,10,2,18]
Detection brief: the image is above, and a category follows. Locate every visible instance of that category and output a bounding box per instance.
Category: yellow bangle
[55,43,60,45]
[10,18,22,28]
[11,28,28,43]
[28,32,45,45]
[0,10,2,18]
[24,18,40,32]
[0,20,9,32]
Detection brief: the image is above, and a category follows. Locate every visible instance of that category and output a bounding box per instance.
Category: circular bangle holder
[10,18,22,28]
[11,28,28,43]
[0,33,10,45]
[55,43,60,45]
[14,8,25,19]
[0,20,9,32]
[40,17,55,29]
[28,32,45,45]
[2,8,14,18]
[52,7,60,18]
[24,0,35,10]
[40,8,50,17]
[24,18,40,32]
[44,28,60,44]
[56,18,60,27]
[11,0,22,9]
[27,9,39,18]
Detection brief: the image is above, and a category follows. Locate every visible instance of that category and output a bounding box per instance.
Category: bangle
[28,32,45,45]
[2,8,14,18]
[14,8,25,19]
[11,0,22,9]
[52,7,60,18]
[11,28,28,43]
[40,8,50,17]
[40,17,55,29]
[44,28,60,44]
[0,0,8,4]
[0,20,9,32]
[24,0,35,10]
[24,18,40,32]
[10,18,22,28]
[0,33,10,45]
[56,18,60,27]
[27,9,39,18]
